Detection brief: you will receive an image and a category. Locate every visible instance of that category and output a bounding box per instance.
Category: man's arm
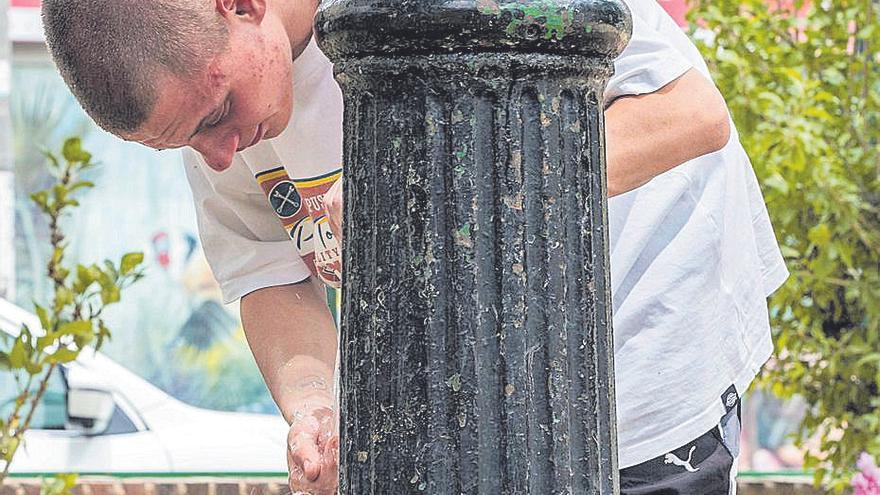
[240,280,339,495]
[605,68,731,197]
[241,279,337,423]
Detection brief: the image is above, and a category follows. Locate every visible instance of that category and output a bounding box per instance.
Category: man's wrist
[281,372,336,424]
[283,392,335,425]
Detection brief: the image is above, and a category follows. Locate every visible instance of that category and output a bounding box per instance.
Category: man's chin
[267,110,293,139]
[265,125,283,139]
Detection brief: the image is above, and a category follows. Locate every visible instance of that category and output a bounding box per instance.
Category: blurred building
[0,0,13,301]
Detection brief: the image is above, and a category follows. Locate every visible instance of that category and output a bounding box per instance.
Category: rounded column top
[315,0,632,62]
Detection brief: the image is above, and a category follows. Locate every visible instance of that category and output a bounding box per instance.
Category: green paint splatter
[479,0,580,40]
[454,223,473,248]
[447,373,463,392]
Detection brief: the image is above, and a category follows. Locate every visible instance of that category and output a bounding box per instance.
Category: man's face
[125,0,304,172]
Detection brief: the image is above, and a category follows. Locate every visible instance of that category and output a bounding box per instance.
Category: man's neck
[277,0,320,61]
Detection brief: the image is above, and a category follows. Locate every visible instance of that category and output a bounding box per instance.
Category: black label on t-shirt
[721,385,739,414]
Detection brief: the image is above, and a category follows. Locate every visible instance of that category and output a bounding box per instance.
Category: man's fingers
[289,431,323,482]
[323,177,343,243]
[303,459,322,482]
[324,435,340,470]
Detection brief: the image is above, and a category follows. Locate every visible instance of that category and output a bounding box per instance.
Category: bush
[688,0,880,489]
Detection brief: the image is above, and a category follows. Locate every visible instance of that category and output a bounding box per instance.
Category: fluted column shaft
[317,2,631,493]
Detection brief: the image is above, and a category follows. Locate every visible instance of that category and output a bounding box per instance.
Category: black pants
[620,405,741,495]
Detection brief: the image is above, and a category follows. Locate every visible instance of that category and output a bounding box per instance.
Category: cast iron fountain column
[316,1,631,493]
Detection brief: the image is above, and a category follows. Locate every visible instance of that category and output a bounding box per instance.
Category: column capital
[316,0,631,62]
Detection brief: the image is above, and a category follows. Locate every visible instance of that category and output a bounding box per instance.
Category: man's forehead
[129,72,218,148]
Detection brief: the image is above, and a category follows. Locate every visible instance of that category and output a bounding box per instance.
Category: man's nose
[193,131,241,172]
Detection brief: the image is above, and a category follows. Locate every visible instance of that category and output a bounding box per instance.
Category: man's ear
[214,0,266,23]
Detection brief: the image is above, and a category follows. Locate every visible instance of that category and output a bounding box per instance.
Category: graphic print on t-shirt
[293,170,343,289]
[255,166,342,289]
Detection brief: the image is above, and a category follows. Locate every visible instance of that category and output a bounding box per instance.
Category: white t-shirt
[183,0,788,470]
[605,0,787,467]
[183,43,344,299]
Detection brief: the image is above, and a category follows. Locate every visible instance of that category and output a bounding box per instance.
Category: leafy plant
[687,0,880,489]
[0,138,144,481]
[40,474,78,495]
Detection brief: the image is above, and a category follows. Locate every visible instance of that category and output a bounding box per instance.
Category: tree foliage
[0,138,144,482]
[688,0,880,488]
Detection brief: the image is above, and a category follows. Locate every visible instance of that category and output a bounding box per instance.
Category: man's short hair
[42,0,228,134]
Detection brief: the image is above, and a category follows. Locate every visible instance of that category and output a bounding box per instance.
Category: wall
[1,0,16,300]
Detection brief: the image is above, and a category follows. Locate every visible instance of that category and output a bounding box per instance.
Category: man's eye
[207,112,224,128]
[207,101,229,128]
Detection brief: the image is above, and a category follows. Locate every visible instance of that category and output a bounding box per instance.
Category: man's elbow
[699,92,732,156]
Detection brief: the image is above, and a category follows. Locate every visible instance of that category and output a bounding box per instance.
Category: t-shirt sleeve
[183,150,313,304]
[604,1,693,106]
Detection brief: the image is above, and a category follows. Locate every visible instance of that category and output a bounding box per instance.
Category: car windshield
[0,365,67,430]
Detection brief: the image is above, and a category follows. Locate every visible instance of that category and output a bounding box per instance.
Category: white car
[0,298,289,473]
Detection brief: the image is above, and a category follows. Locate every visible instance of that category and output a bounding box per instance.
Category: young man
[41,0,788,493]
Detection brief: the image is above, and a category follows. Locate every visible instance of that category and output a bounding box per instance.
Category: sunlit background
[0,0,809,477]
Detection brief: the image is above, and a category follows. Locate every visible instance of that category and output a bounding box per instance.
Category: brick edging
[1,477,841,494]
[0,478,289,495]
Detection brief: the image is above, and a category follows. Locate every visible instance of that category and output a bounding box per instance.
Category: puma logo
[725,392,738,408]
[664,445,700,473]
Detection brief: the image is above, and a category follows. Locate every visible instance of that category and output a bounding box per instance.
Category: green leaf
[855,353,880,368]
[34,304,51,330]
[808,224,832,247]
[52,185,68,209]
[779,245,800,258]
[47,348,79,364]
[42,149,60,170]
[73,264,102,293]
[25,360,43,374]
[54,286,74,310]
[73,331,94,349]
[1,436,20,461]
[120,252,144,276]
[58,320,93,337]
[52,247,64,267]
[763,173,790,195]
[62,137,92,163]
[30,191,50,212]
[94,321,111,351]
[789,144,807,173]
[68,181,95,193]
[42,473,79,495]
[103,260,118,280]
[101,286,121,305]
[9,338,27,369]
[36,334,59,352]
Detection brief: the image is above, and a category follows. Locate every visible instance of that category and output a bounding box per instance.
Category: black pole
[316,1,631,493]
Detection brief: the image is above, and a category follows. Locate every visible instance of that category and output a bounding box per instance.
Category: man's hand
[287,399,340,495]
[323,176,343,244]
